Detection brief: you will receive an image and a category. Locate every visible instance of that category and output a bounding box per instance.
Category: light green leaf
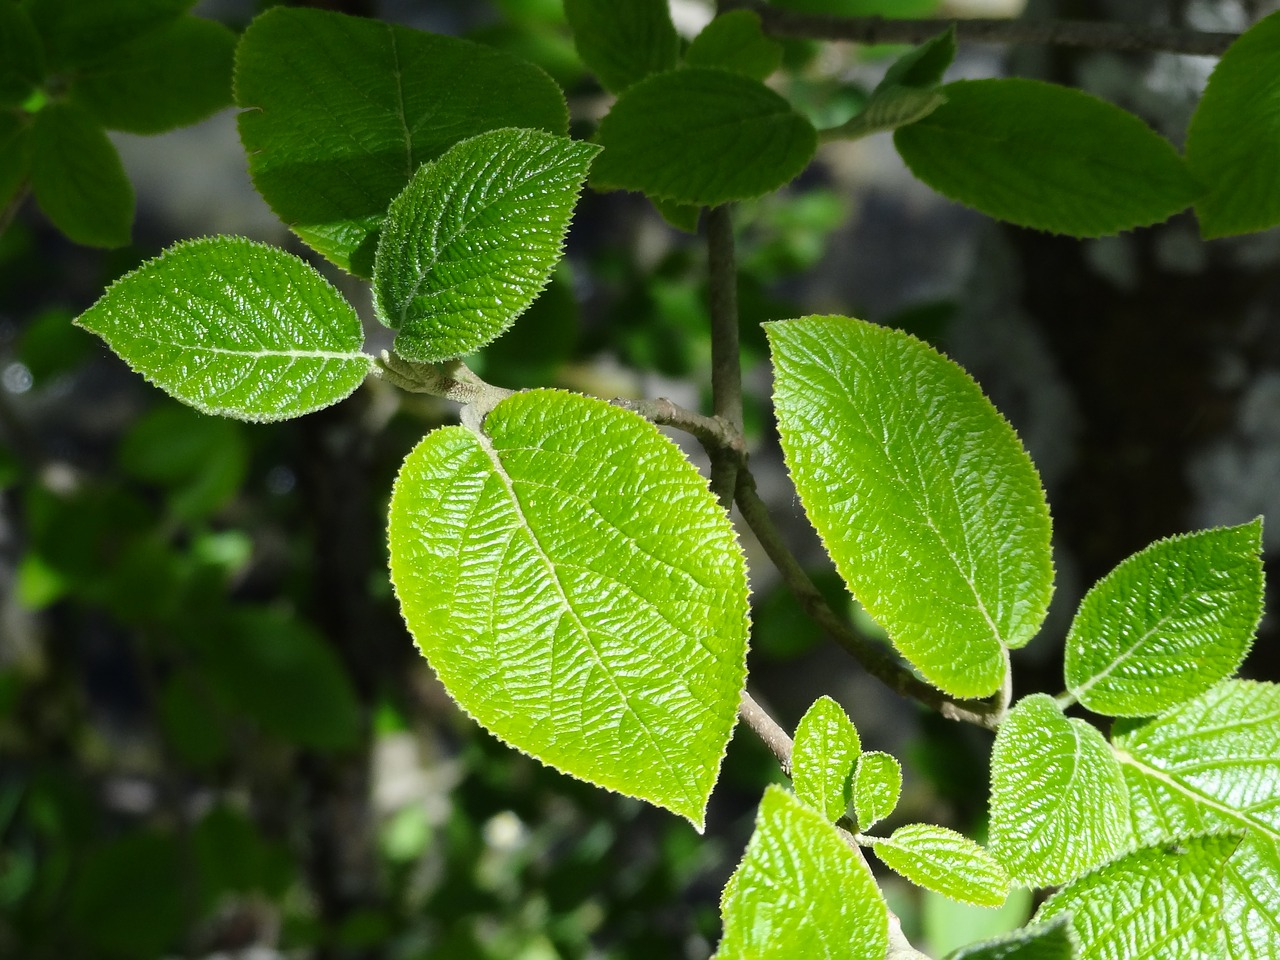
[872,823,1009,907]
[894,79,1202,237]
[1035,833,1239,960]
[564,0,679,93]
[373,128,598,363]
[70,15,235,134]
[1114,680,1280,960]
[853,750,902,831]
[235,6,568,276]
[387,390,749,828]
[25,0,193,69]
[29,103,134,248]
[943,914,1076,960]
[1064,520,1263,717]
[989,695,1129,887]
[791,695,861,822]
[1186,11,1280,238]
[75,237,372,421]
[766,316,1053,698]
[715,785,888,960]
[592,68,817,207]
[684,10,782,81]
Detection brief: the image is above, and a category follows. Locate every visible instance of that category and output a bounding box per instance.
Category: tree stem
[706,204,743,509]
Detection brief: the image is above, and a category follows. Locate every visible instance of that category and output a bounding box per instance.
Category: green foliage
[373,128,599,362]
[870,823,1009,907]
[591,68,818,206]
[792,695,861,821]
[1064,520,1263,716]
[684,11,783,81]
[563,0,679,93]
[944,915,1078,960]
[852,750,901,831]
[715,786,888,960]
[387,391,749,827]
[24,0,194,70]
[989,695,1130,887]
[894,79,1203,237]
[829,28,955,140]
[235,6,569,275]
[767,316,1053,698]
[1186,11,1280,237]
[75,236,373,421]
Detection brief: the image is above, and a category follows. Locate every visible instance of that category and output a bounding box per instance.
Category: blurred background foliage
[2,0,1279,957]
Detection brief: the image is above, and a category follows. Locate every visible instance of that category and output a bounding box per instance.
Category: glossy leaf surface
[1065,520,1262,716]
[387,391,749,827]
[564,0,679,93]
[30,104,133,248]
[592,68,817,206]
[853,750,902,831]
[945,915,1078,960]
[373,128,598,362]
[1187,11,1280,237]
[791,695,860,822]
[715,786,887,960]
[76,237,372,421]
[767,316,1052,697]
[872,823,1009,907]
[235,7,568,275]
[990,695,1129,887]
[684,10,782,81]
[894,79,1202,237]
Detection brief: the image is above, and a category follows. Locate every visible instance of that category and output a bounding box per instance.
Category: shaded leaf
[0,4,43,105]
[944,915,1078,960]
[29,103,133,248]
[26,0,193,69]
[564,0,679,93]
[0,113,31,209]
[685,10,783,81]
[791,695,860,821]
[872,823,1009,907]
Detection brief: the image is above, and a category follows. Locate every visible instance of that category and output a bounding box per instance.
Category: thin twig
[723,0,1239,56]
[612,397,747,462]
[738,689,794,777]
[705,205,743,509]
[734,470,1001,729]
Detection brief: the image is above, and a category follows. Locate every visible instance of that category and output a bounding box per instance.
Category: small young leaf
[715,785,888,960]
[872,823,1009,908]
[791,695,861,821]
[70,16,235,134]
[592,68,817,207]
[767,316,1053,698]
[1064,520,1263,717]
[564,0,679,93]
[1114,681,1280,960]
[1186,10,1280,238]
[235,7,569,275]
[894,79,1202,237]
[684,10,783,81]
[387,391,749,828]
[989,695,1129,888]
[75,237,373,421]
[1035,833,1239,960]
[29,104,134,248]
[944,914,1078,960]
[830,85,948,141]
[373,128,599,363]
[853,750,902,831]
[881,27,956,90]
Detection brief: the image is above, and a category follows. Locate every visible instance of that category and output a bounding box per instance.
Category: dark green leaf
[944,915,1078,960]
[0,112,32,210]
[25,0,194,70]
[0,5,44,105]
[29,103,133,248]
[880,27,955,89]
[592,67,817,206]
[69,832,184,958]
[70,15,235,134]
[685,10,783,81]
[894,79,1202,237]
[564,0,679,93]
[235,6,568,276]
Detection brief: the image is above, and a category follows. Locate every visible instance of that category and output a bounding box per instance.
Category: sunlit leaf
[791,695,860,821]
[853,750,902,831]
[872,823,1009,907]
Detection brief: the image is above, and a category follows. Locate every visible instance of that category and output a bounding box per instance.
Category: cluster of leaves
[13,0,1280,958]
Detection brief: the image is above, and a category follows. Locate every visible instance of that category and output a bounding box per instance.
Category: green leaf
[592,68,817,207]
[564,0,679,93]
[387,390,749,828]
[880,28,956,89]
[829,85,948,141]
[69,831,184,957]
[29,103,134,248]
[1186,11,1280,238]
[373,128,599,363]
[872,823,1009,907]
[766,316,1053,698]
[25,0,193,69]
[0,4,44,106]
[1114,681,1280,960]
[770,0,938,14]
[791,695,861,821]
[1035,833,1239,960]
[1064,520,1263,717]
[989,695,1129,887]
[651,196,702,233]
[853,750,902,831]
[70,15,235,134]
[944,915,1077,960]
[0,113,31,209]
[894,79,1202,237]
[75,236,373,421]
[235,6,569,276]
[684,11,783,81]
[715,785,888,960]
